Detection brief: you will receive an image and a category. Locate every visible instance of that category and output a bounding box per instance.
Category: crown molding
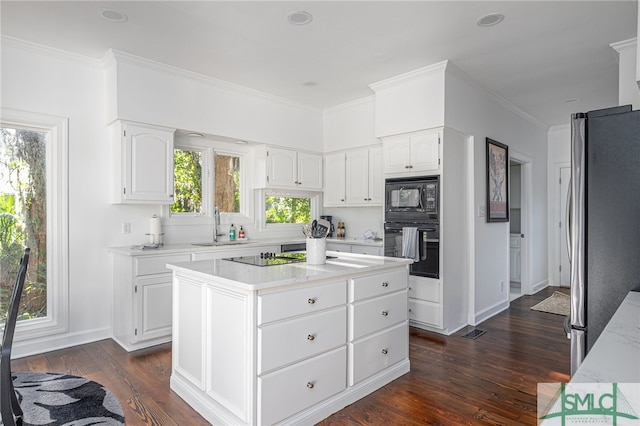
[444,61,548,130]
[323,95,375,114]
[103,49,321,114]
[610,37,637,54]
[0,35,102,69]
[369,60,448,92]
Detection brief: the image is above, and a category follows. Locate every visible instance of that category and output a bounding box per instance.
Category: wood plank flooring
[12,287,570,425]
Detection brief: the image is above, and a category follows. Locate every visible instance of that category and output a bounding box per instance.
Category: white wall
[106,51,323,151]
[611,38,640,109]
[443,65,549,324]
[1,39,113,354]
[547,125,571,287]
[323,97,377,152]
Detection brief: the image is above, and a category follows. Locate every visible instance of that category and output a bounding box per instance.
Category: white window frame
[0,108,69,341]
[163,138,250,226]
[257,189,320,232]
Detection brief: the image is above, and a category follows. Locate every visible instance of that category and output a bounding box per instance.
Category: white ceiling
[1,1,637,127]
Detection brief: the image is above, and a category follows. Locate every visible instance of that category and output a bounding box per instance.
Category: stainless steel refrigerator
[566,105,640,375]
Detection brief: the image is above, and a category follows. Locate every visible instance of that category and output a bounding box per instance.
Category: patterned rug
[2,372,124,425]
[530,291,570,316]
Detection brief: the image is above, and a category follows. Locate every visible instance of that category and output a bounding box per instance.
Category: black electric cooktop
[224,252,336,267]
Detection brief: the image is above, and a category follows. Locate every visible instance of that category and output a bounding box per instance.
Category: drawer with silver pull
[258,346,347,425]
[258,280,347,325]
[258,306,347,374]
[349,322,408,385]
[350,269,407,302]
[349,290,408,340]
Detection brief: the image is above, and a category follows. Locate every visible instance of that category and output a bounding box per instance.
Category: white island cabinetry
[168,253,411,425]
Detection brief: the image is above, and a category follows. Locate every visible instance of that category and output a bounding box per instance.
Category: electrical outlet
[122,222,131,234]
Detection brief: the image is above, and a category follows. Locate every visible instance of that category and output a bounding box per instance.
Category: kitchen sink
[192,240,249,247]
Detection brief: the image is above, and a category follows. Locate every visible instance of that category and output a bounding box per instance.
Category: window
[0,108,68,338]
[169,139,245,221]
[265,195,311,224]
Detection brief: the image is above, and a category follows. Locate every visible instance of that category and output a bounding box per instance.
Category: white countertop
[107,238,302,256]
[571,291,640,383]
[166,251,411,291]
[326,237,383,247]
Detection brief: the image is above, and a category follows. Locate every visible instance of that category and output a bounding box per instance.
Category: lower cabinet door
[349,322,408,386]
[258,346,347,425]
[135,275,173,343]
[408,298,443,328]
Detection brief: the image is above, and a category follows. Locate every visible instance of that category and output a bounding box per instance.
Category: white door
[560,166,571,286]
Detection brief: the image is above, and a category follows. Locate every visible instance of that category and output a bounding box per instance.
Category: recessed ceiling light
[476,13,504,27]
[288,11,313,25]
[565,98,581,103]
[99,8,128,23]
[303,81,318,87]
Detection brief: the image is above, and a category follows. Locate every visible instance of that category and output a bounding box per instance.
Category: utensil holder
[306,238,326,265]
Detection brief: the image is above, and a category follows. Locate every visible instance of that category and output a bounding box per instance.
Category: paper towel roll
[149,215,162,244]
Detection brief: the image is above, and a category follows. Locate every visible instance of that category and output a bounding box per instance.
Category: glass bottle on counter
[229,223,236,241]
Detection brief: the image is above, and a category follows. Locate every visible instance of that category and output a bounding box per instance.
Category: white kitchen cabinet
[324,145,383,207]
[111,121,175,204]
[402,127,469,336]
[169,259,410,425]
[255,146,322,190]
[112,252,191,351]
[323,152,347,206]
[382,129,440,175]
[346,146,383,206]
[111,245,280,352]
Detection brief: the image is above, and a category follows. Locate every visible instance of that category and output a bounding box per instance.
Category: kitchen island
[167,251,412,425]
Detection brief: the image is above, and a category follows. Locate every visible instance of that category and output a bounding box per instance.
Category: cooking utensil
[316,219,330,238]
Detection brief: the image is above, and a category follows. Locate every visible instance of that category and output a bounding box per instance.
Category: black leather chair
[1,247,30,426]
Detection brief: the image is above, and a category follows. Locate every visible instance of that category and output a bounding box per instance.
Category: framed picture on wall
[486,138,509,222]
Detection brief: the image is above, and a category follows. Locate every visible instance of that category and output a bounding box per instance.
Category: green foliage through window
[172,149,202,214]
[0,127,47,321]
[265,196,311,224]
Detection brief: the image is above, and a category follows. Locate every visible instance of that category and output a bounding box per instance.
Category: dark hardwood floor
[12,287,570,425]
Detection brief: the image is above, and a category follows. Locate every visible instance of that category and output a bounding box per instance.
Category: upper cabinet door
[345,149,370,206]
[297,152,323,190]
[324,153,346,206]
[410,132,440,173]
[382,136,412,174]
[113,122,175,204]
[266,147,297,187]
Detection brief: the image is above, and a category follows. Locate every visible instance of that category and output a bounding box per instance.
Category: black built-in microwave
[385,176,439,223]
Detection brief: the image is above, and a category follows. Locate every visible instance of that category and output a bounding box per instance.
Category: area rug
[2,372,125,425]
[530,291,570,316]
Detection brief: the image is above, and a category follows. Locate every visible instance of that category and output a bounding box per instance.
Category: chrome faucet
[213,206,223,242]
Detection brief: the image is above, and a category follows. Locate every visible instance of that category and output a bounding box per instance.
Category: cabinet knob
[381,348,388,355]
[381,281,389,287]
[364,198,368,201]
[405,165,410,169]
[381,310,388,317]
[340,199,345,202]
[307,334,315,341]
[307,382,315,389]
[308,298,316,304]
[408,165,413,169]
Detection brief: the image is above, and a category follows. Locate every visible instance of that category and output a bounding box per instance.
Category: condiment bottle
[229,224,236,241]
[239,226,245,239]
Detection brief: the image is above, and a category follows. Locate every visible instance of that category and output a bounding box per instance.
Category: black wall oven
[384,223,439,278]
[384,175,440,279]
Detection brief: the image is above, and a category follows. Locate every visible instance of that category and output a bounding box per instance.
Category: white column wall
[443,66,549,324]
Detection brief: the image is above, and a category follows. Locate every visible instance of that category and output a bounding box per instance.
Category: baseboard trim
[531,279,549,294]
[473,299,509,326]
[12,327,112,359]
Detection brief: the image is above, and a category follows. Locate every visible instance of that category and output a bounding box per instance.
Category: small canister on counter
[336,221,345,239]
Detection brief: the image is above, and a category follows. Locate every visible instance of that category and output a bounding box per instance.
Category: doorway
[508,152,533,301]
[509,161,523,301]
